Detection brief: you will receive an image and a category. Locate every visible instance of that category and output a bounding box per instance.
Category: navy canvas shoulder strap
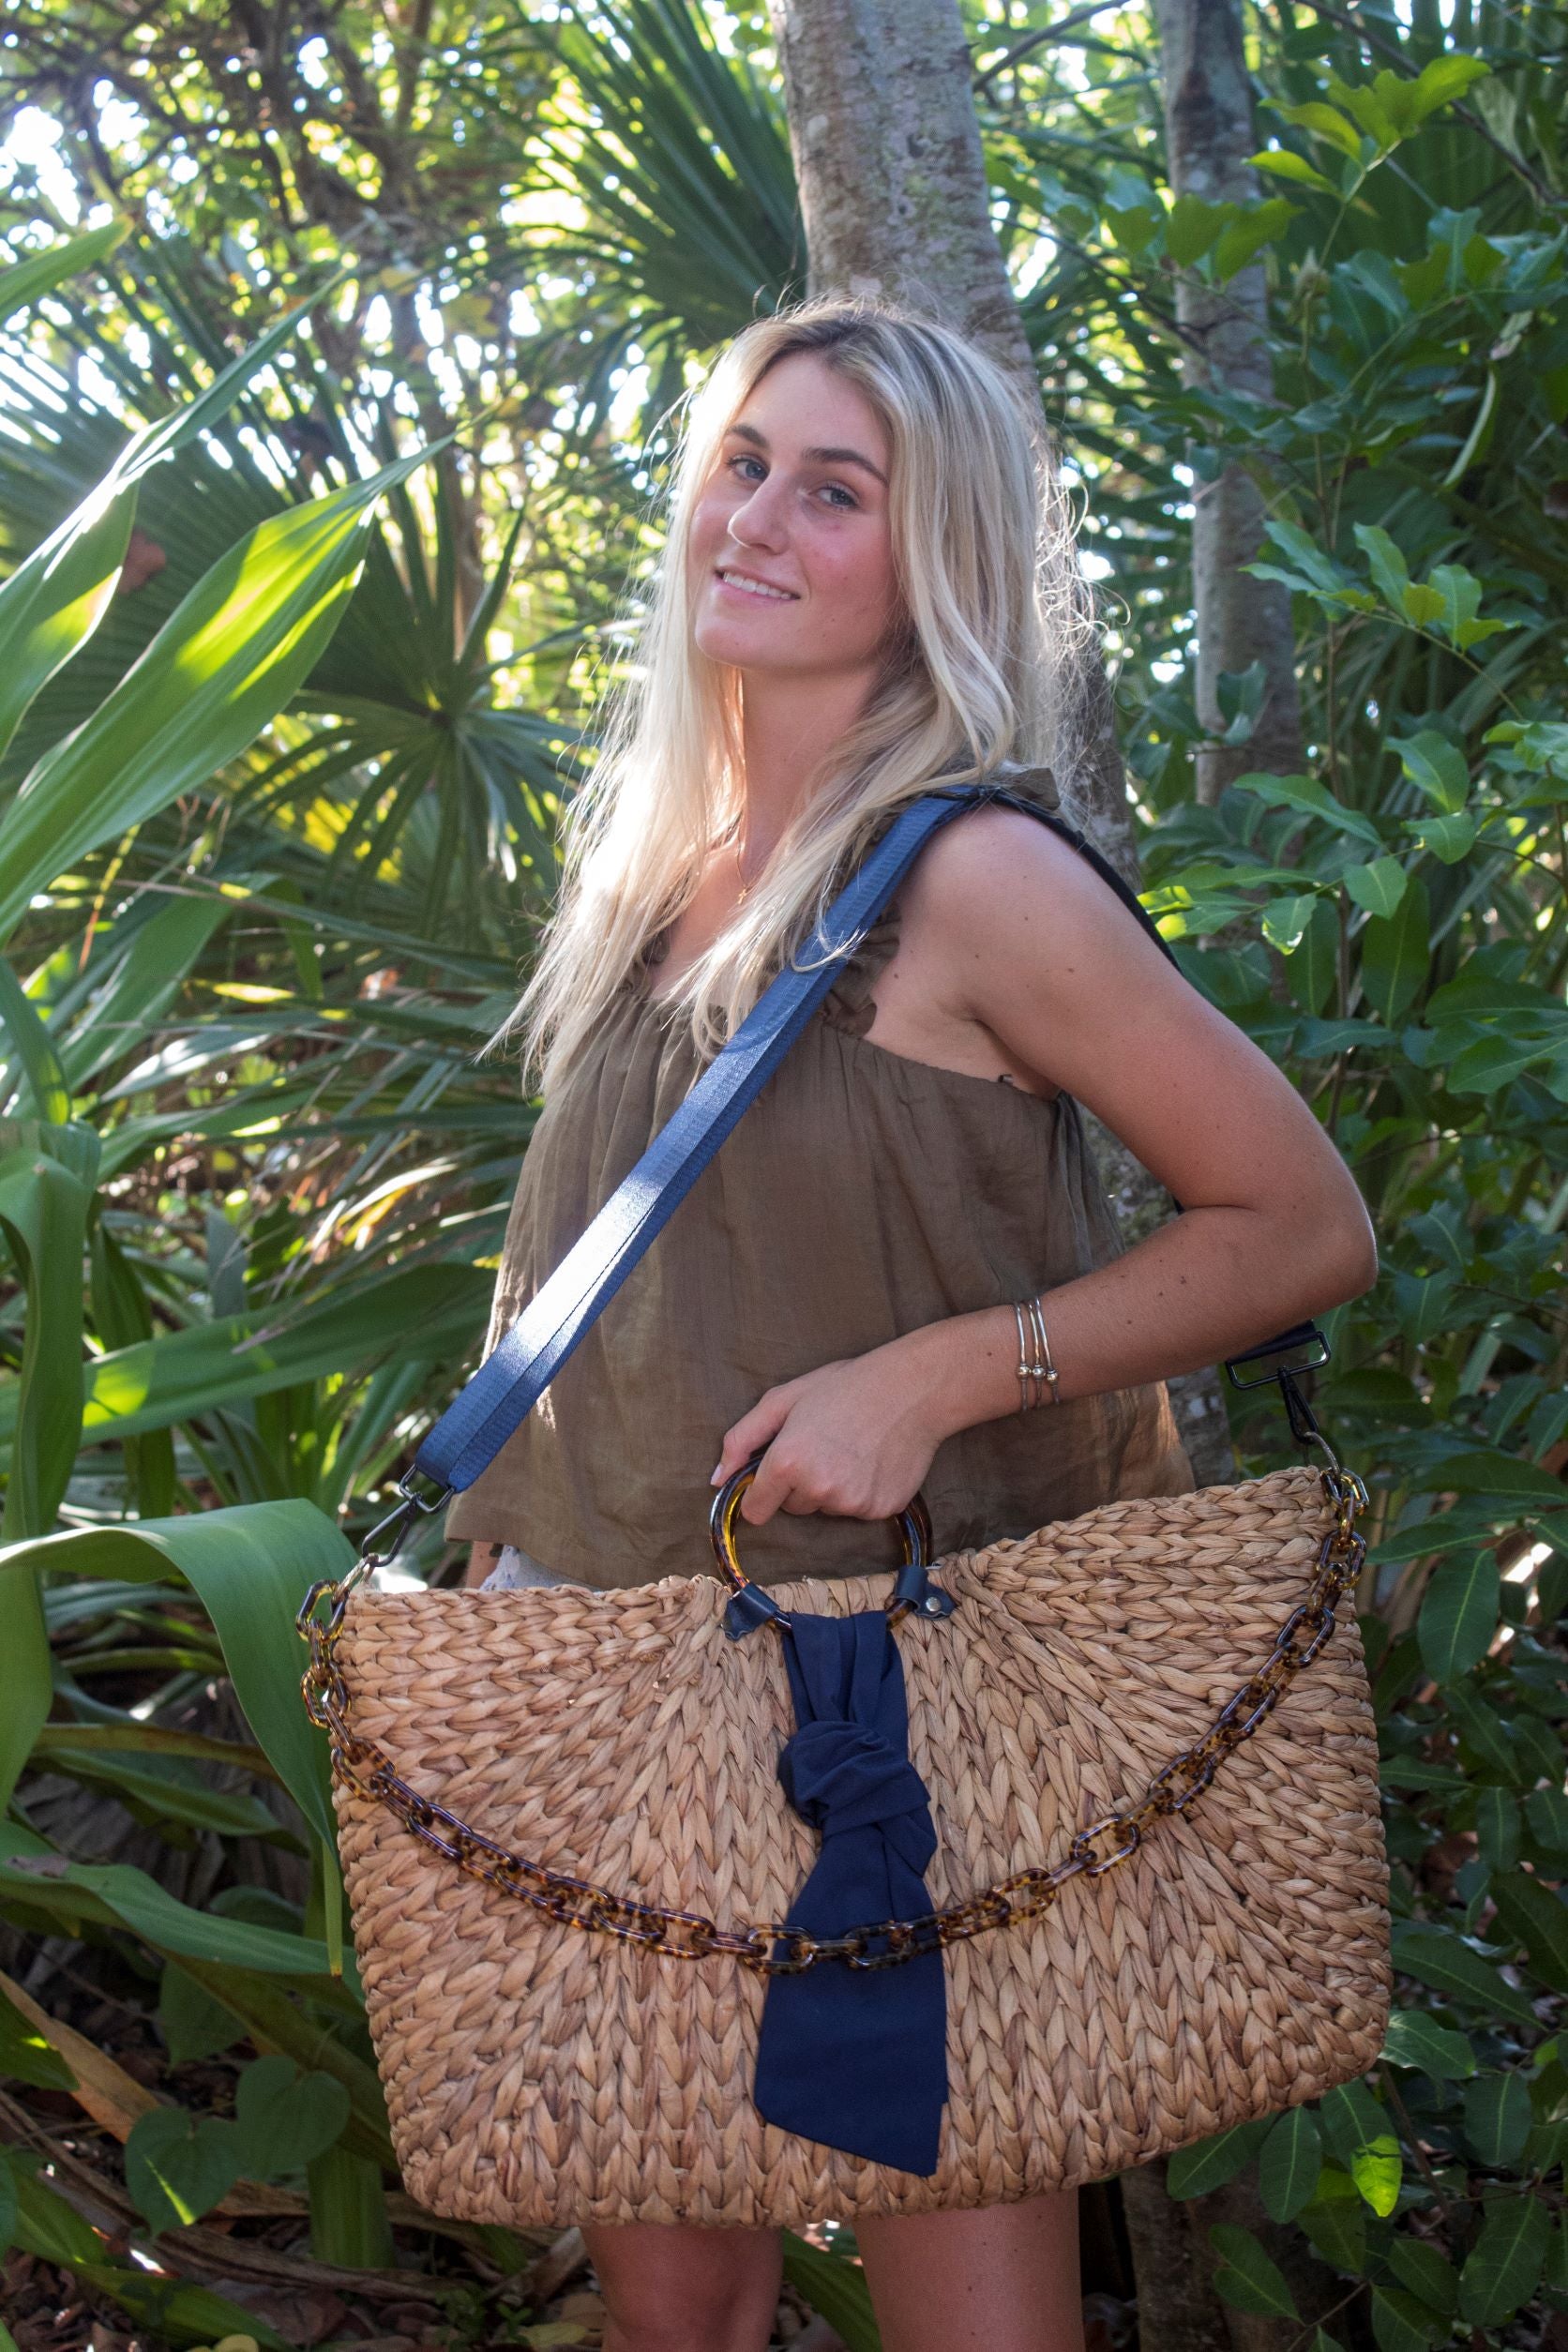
[414,781,1322,1498]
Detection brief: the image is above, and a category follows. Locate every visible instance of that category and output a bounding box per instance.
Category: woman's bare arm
[719,806,1377,1524]
[896,805,1376,1429]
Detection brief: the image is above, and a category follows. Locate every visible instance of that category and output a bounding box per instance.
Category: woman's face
[688,350,902,682]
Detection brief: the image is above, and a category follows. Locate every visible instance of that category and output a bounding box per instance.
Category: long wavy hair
[507,295,1093,1090]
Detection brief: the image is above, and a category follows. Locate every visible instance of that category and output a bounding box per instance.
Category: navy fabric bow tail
[752,1609,947,2174]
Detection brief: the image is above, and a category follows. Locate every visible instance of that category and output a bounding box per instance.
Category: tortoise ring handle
[708,1453,953,1640]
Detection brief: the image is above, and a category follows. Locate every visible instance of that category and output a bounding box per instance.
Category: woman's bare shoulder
[897,800,1159,982]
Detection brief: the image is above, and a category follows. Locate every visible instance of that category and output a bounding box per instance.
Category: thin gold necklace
[731,825,752,902]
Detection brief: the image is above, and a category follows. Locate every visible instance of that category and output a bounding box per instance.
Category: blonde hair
[509,295,1093,1089]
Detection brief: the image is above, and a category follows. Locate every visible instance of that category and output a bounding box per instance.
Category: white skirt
[478,1543,580,1591]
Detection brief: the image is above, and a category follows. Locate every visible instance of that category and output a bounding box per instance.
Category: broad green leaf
[125,2105,246,2233]
[1208,2223,1299,2317]
[62,894,231,1093]
[73,2260,289,2351]
[1232,771,1383,847]
[1214,198,1300,279]
[1262,894,1319,953]
[0,1829,350,1982]
[171,1956,391,2168]
[0,960,69,1123]
[1165,2118,1270,2196]
[1417,1554,1500,1682]
[0,289,319,765]
[1446,1683,1520,1782]
[1463,2071,1532,2165]
[1359,875,1429,1024]
[1268,98,1365,161]
[0,483,135,770]
[1488,1871,1568,1996]
[1166,194,1230,265]
[233,2054,351,2179]
[1343,859,1408,919]
[6,2152,102,2264]
[307,2141,396,2270]
[0,445,436,949]
[1403,811,1477,864]
[1249,147,1339,195]
[1325,73,1397,149]
[0,1134,93,1813]
[1380,2010,1476,2078]
[1354,523,1413,610]
[1214,660,1266,746]
[0,1262,490,1449]
[0,1136,93,1542]
[1245,520,1378,610]
[1428,563,1511,651]
[39,1746,290,1847]
[1400,53,1491,128]
[1320,2081,1401,2214]
[1546,2210,1568,2295]
[1385,2235,1458,2317]
[1391,1269,1457,1343]
[1446,1033,1553,1093]
[1526,1788,1568,1853]
[1300,2165,1367,2271]
[781,2232,882,2352]
[1394,731,1470,813]
[1370,2286,1443,2351]
[1458,2193,1551,2327]
[1286,898,1339,1016]
[1,1504,352,1854]
[1414,1450,1568,1508]
[1390,1920,1536,2026]
[0,219,129,320]
[157,1963,247,2065]
[0,1984,78,2089]
[1474,1786,1522,1876]
[1259,2104,1321,2221]
[1422,972,1552,1022]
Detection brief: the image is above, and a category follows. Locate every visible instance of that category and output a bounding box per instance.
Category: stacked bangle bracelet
[1013,1293,1061,1412]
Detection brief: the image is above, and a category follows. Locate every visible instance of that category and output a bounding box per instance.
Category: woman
[454,299,1376,2352]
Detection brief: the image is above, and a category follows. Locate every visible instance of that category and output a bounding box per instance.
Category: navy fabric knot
[779,1720,937,1858]
[753,1609,947,2175]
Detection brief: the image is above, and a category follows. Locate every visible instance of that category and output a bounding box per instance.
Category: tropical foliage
[0,4,1562,2349]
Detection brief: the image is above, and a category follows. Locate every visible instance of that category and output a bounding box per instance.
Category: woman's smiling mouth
[716,567,800,601]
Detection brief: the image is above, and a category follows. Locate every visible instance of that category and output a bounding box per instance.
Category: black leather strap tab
[1225,1323,1332,1390]
[724,1581,792,1641]
[889,1556,957,1621]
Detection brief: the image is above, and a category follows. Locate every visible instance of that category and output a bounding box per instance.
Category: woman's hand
[711,1338,949,1526]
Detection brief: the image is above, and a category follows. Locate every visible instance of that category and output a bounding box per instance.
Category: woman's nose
[727,477,789,552]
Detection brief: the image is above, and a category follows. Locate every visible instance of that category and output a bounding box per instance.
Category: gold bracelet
[1026,1292,1061,1405]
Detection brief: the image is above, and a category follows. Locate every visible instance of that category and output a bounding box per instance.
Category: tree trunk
[1151,0,1303,803]
[1118,2161,1233,2352]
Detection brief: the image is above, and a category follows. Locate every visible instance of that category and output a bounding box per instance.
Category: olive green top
[445,770,1194,1587]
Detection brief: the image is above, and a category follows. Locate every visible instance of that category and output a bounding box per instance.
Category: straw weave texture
[335,1464,1390,2228]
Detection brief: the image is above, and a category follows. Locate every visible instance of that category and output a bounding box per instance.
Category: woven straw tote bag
[298,784,1392,2230]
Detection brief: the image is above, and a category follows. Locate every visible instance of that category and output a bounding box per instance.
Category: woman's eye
[720,454,857,508]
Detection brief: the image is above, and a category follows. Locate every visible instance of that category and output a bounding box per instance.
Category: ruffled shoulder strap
[820,764,1063,1037]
